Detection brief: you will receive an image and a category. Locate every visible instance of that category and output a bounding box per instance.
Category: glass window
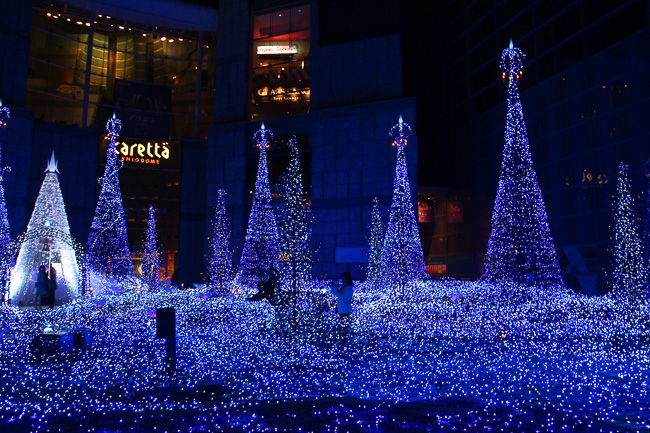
[250,3,310,120]
[27,1,216,139]
[29,0,218,275]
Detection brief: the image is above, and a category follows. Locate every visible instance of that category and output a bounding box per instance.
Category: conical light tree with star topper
[86,113,132,277]
[379,116,426,293]
[483,40,562,287]
[141,205,161,290]
[611,162,646,299]
[0,101,12,300]
[208,189,233,294]
[238,123,280,277]
[275,137,312,289]
[9,152,80,305]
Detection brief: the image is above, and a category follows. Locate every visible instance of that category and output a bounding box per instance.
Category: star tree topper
[500,39,525,81]
[390,115,411,148]
[254,122,273,151]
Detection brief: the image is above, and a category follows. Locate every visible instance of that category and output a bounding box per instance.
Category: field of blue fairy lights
[0,278,648,433]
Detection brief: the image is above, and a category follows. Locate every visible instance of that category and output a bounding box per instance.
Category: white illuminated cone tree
[9,152,80,305]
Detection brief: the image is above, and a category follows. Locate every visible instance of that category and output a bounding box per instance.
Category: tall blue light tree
[274,138,312,288]
[643,158,650,285]
[379,116,426,291]
[0,101,12,302]
[208,189,233,294]
[238,123,280,276]
[86,114,132,277]
[366,196,384,285]
[141,205,160,290]
[611,163,646,298]
[483,41,562,287]
[0,101,12,259]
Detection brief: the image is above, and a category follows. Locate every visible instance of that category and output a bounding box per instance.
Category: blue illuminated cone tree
[366,197,384,285]
[274,138,312,289]
[644,157,650,284]
[86,114,132,277]
[208,189,233,294]
[483,41,562,287]
[238,123,280,276]
[0,102,12,265]
[0,102,11,302]
[141,205,161,290]
[379,116,426,292]
[611,163,646,298]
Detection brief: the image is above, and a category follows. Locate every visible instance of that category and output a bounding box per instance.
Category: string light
[366,196,384,287]
[273,138,312,290]
[238,123,280,279]
[483,42,562,288]
[379,115,426,293]
[610,162,646,299]
[141,205,161,290]
[9,152,81,304]
[208,189,233,294]
[0,278,646,431]
[0,100,11,302]
[86,113,132,278]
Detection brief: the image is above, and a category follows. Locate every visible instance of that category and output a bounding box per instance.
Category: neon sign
[116,141,170,165]
[257,86,310,102]
[257,45,298,55]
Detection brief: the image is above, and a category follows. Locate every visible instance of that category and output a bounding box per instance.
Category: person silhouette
[331,272,354,347]
[34,265,47,311]
[47,266,57,309]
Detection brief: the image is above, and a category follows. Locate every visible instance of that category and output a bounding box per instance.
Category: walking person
[47,265,57,309]
[33,265,47,311]
[247,267,278,306]
[331,272,354,348]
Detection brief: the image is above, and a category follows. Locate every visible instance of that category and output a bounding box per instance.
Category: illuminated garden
[0,43,649,433]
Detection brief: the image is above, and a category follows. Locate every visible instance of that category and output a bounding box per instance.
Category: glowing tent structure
[9,152,80,305]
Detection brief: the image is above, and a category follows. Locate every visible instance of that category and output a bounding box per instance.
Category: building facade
[0,0,418,284]
[430,0,650,293]
[1,0,648,292]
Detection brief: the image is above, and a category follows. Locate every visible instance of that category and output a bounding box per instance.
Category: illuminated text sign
[257,45,298,55]
[116,141,170,165]
[257,86,310,102]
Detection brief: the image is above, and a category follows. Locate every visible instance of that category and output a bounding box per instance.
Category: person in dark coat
[47,265,57,309]
[247,267,278,305]
[34,265,47,311]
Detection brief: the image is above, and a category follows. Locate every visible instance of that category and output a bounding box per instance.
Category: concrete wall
[179,138,208,285]
[0,0,32,107]
[311,34,404,110]
[310,98,418,279]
